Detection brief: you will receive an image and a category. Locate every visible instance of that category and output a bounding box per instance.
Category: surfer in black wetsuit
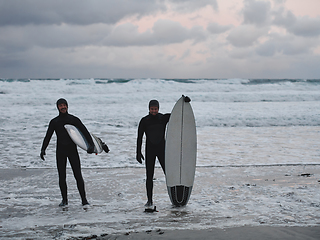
[40,98,96,207]
[136,97,190,207]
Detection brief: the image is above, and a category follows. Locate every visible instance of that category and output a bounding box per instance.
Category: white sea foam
[0,78,320,168]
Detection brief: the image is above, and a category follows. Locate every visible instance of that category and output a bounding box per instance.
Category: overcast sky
[0,0,320,79]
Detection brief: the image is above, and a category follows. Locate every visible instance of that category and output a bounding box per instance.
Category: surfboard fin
[96,136,110,153]
[102,143,110,153]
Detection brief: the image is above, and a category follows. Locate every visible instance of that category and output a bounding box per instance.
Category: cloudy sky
[0,0,320,79]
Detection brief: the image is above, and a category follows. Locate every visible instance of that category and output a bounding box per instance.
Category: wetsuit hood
[149,100,159,109]
[56,98,68,108]
[56,98,68,115]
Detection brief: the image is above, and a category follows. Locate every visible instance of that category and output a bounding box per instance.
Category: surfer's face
[149,106,159,116]
[58,103,68,114]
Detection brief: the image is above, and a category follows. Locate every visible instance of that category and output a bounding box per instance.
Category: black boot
[144,201,153,207]
[59,199,68,207]
[82,199,90,206]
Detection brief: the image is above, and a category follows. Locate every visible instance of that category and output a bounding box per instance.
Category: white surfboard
[64,124,103,154]
[165,96,197,207]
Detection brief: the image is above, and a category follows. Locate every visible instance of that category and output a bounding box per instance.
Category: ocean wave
[1,78,320,84]
[0,78,31,82]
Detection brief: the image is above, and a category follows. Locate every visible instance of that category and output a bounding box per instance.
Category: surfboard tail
[168,185,193,207]
[91,133,103,154]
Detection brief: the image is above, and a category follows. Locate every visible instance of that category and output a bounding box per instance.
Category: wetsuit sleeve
[164,113,171,124]
[41,120,54,152]
[73,117,94,147]
[136,118,145,154]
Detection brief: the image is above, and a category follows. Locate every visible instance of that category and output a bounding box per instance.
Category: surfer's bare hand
[136,153,144,164]
[40,150,46,161]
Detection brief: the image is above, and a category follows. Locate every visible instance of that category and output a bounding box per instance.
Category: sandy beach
[0,165,319,239]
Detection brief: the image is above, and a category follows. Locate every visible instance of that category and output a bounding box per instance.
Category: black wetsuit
[137,113,170,203]
[41,112,93,204]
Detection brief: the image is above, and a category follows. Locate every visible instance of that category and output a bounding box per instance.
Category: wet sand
[98,226,320,240]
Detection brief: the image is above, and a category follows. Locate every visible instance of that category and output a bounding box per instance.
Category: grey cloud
[103,19,207,46]
[242,0,271,26]
[103,23,151,46]
[256,34,317,56]
[0,57,24,69]
[273,0,286,4]
[227,25,267,47]
[207,22,233,34]
[153,19,193,43]
[273,8,320,37]
[0,0,166,26]
[0,27,29,54]
[255,41,276,56]
[0,24,112,53]
[229,48,254,59]
[169,0,218,12]
[288,16,320,37]
[242,1,320,38]
[273,7,296,26]
[180,49,191,59]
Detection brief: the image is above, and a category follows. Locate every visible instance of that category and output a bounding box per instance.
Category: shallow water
[0,165,319,239]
